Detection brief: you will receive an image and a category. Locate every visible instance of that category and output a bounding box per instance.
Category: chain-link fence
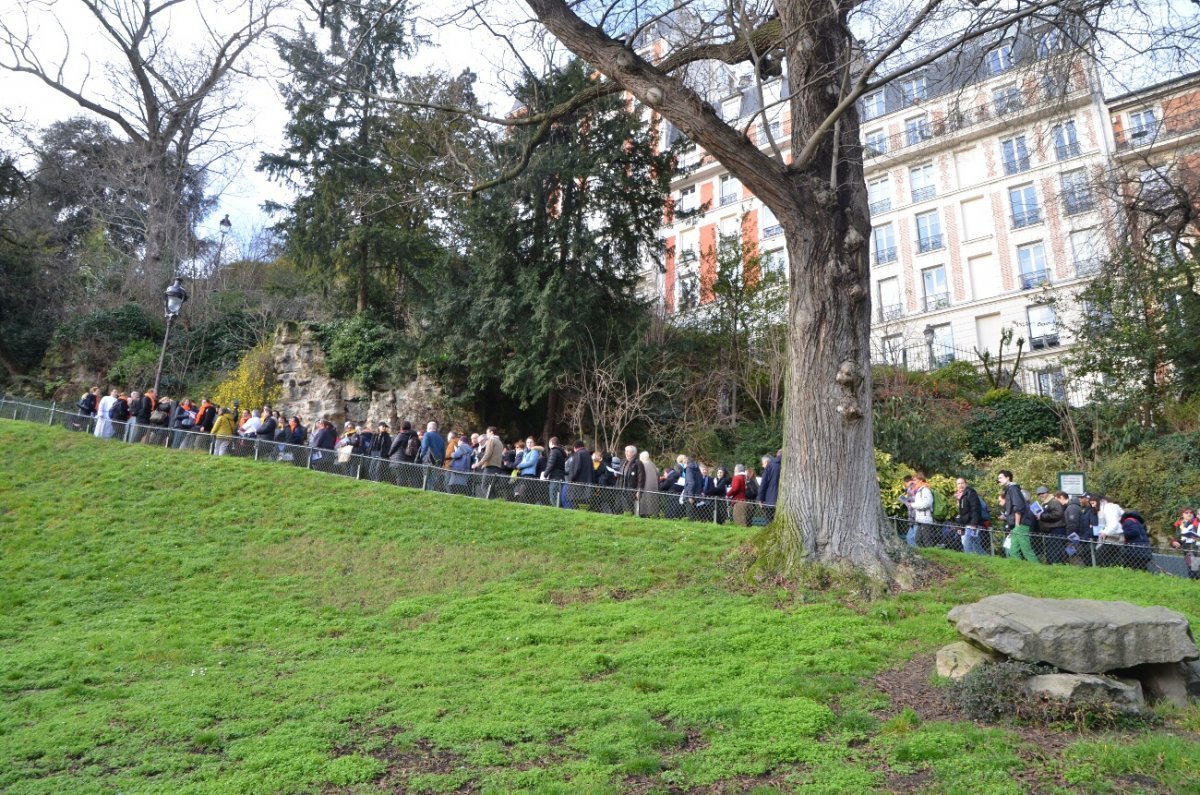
[887,516,1198,578]
[3,393,1196,579]
[0,395,779,527]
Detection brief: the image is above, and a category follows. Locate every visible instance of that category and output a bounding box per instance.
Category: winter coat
[211,413,237,439]
[758,455,781,506]
[543,446,567,480]
[955,486,983,527]
[727,474,747,501]
[1039,499,1067,533]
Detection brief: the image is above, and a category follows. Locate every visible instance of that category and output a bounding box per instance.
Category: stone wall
[271,322,445,429]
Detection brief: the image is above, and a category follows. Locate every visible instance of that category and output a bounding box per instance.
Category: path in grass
[3,422,1200,794]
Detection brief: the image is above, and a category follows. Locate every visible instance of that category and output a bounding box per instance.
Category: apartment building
[644,21,1200,402]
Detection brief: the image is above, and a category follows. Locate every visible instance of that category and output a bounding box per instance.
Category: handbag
[150,409,169,424]
[1002,534,1012,551]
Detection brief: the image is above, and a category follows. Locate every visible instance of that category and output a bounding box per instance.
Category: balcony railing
[720,192,739,206]
[917,234,943,253]
[1003,156,1031,175]
[1074,257,1104,277]
[869,198,892,215]
[910,185,936,203]
[1063,191,1095,215]
[1019,268,1050,289]
[993,93,1023,115]
[878,303,905,321]
[905,123,933,146]
[873,246,898,265]
[923,292,951,312]
[761,223,783,239]
[1011,208,1043,228]
[1056,141,1082,159]
[1029,333,1061,350]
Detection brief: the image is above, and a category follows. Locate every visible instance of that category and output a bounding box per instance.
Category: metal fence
[0,395,776,528]
[888,516,1198,579]
[2,393,1196,579]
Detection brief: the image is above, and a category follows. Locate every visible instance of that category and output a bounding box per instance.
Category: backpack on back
[977,493,992,524]
[931,487,948,520]
[404,433,420,459]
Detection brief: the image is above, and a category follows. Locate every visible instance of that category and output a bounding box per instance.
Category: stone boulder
[947,593,1199,674]
[1026,674,1145,712]
[936,641,1004,680]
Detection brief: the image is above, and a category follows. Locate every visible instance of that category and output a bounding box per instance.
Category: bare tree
[559,335,671,456]
[0,0,282,288]
[486,0,1200,582]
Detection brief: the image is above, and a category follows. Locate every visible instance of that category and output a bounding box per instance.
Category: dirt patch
[620,770,800,794]
[872,653,964,723]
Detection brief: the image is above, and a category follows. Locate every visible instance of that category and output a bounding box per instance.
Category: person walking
[418,421,446,491]
[954,477,986,555]
[998,470,1038,563]
[618,445,644,515]
[1035,487,1068,563]
[638,451,659,518]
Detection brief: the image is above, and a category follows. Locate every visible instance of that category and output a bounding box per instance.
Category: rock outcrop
[935,641,1003,680]
[946,593,1199,673]
[271,323,445,429]
[1025,673,1145,711]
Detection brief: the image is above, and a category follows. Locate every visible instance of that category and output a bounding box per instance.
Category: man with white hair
[619,444,644,514]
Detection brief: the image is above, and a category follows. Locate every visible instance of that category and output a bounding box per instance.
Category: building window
[922,265,950,311]
[910,163,936,203]
[905,115,932,146]
[986,44,1013,75]
[1028,305,1060,349]
[872,223,897,265]
[1138,166,1174,210]
[1001,135,1030,174]
[1129,108,1159,141]
[992,84,1022,115]
[1037,29,1065,58]
[677,185,698,214]
[877,277,903,321]
[1035,367,1067,401]
[900,75,927,104]
[861,90,885,121]
[761,247,786,277]
[881,334,907,367]
[719,174,740,206]
[930,323,956,366]
[678,270,699,310]
[1009,184,1041,228]
[1053,120,1080,159]
[1071,229,1103,276]
[760,204,782,239]
[864,129,887,158]
[1017,242,1049,288]
[868,177,891,215]
[1061,170,1094,215]
[916,211,943,253]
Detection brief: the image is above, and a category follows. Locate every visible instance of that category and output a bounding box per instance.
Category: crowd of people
[897,469,1196,575]
[68,387,1199,569]
[72,387,783,525]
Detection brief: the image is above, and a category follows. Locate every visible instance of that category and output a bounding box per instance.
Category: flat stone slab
[1026,673,1144,710]
[948,593,1198,673]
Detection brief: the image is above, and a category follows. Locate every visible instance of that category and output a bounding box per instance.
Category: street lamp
[214,214,232,273]
[923,323,936,370]
[152,277,189,395]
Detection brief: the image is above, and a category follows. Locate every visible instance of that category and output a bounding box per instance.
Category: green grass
[3,422,1200,793]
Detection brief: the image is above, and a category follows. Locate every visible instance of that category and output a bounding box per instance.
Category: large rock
[1026,673,1145,711]
[1128,662,1190,708]
[936,641,1004,679]
[271,323,449,429]
[947,594,1199,674]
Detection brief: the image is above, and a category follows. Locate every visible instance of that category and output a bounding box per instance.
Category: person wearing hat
[1035,486,1067,563]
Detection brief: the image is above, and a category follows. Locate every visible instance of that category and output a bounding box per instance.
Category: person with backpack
[1118,510,1154,571]
[954,477,986,555]
[998,469,1039,563]
[1036,487,1068,564]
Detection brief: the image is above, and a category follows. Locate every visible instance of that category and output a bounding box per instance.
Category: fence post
[553,481,561,508]
[254,442,260,461]
[307,450,313,469]
[1090,541,1098,567]
[421,466,428,491]
[48,403,56,426]
[356,458,363,480]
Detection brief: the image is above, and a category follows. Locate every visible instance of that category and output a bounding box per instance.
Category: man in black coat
[1036,487,1068,564]
[564,440,592,509]
[618,445,645,514]
[954,477,985,554]
[542,437,567,507]
[310,419,337,472]
[257,407,278,460]
[387,421,419,463]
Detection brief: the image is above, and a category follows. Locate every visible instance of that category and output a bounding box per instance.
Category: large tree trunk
[757,2,901,581]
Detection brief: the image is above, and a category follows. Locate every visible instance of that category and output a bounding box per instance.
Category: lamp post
[152,278,189,395]
[923,324,936,370]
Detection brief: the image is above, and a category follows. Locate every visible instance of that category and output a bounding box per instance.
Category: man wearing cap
[1035,487,1067,563]
[997,470,1039,563]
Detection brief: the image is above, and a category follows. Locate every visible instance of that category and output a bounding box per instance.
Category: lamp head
[164,278,189,317]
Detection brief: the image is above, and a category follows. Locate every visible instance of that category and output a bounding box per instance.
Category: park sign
[1059,472,1087,496]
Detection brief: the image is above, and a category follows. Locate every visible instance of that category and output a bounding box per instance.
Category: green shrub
[950,660,1053,722]
[1092,432,1200,539]
[965,442,1077,502]
[965,393,1062,459]
[106,340,161,389]
[318,314,403,390]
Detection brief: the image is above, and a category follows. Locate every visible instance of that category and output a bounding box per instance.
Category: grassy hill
[2,422,1200,794]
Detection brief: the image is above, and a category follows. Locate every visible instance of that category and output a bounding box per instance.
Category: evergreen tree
[260,0,443,318]
[414,59,676,427]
